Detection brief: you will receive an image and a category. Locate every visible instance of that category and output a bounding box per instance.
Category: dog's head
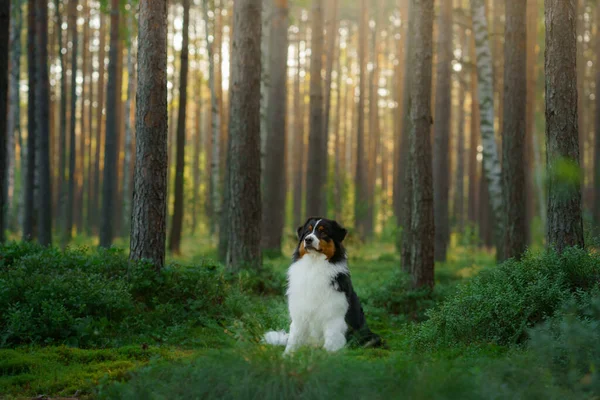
[293,217,347,262]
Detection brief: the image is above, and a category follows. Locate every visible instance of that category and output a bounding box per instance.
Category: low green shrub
[416,248,600,347]
[0,242,284,348]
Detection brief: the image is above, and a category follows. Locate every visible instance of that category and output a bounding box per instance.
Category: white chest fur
[285,253,349,352]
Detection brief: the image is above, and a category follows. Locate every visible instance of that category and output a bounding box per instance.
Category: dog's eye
[318,226,324,232]
[308,225,313,231]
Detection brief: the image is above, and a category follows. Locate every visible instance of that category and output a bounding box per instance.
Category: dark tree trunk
[129,0,168,268]
[502,0,527,259]
[354,0,368,240]
[99,0,119,248]
[468,28,479,225]
[261,0,288,253]
[433,0,452,261]
[545,0,584,252]
[226,0,262,271]
[168,0,190,255]
[23,0,36,241]
[55,0,67,241]
[0,0,8,242]
[292,29,305,229]
[77,1,90,234]
[305,0,324,217]
[408,0,434,289]
[594,0,600,234]
[65,0,78,244]
[35,0,52,246]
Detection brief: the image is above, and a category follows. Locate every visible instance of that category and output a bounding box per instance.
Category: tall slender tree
[168,0,190,254]
[226,0,262,271]
[595,0,600,234]
[433,0,453,261]
[35,0,52,246]
[65,0,78,244]
[0,0,9,241]
[130,0,168,268]
[122,12,136,237]
[100,0,120,248]
[306,0,325,217]
[502,0,527,259]
[23,0,36,241]
[355,0,368,240]
[545,0,584,252]
[262,0,289,253]
[55,0,67,238]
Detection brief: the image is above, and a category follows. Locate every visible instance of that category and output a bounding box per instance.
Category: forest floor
[0,234,597,399]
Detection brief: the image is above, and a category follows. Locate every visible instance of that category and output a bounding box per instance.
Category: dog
[264,217,382,354]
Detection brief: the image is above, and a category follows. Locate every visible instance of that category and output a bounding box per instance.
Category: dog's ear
[330,221,348,243]
[296,225,304,240]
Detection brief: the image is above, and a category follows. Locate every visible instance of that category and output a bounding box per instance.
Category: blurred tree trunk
[226,0,262,271]
[191,61,202,235]
[65,0,78,244]
[130,0,168,269]
[100,0,120,248]
[306,0,325,217]
[502,0,527,260]
[168,0,190,254]
[321,0,339,215]
[545,0,584,252]
[595,0,600,234]
[354,0,368,240]
[470,0,503,258]
[122,13,136,238]
[576,0,584,166]
[433,0,452,261]
[262,0,289,253]
[408,0,434,289]
[85,3,95,237]
[76,1,89,234]
[91,13,105,235]
[333,31,343,221]
[6,0,22,231]
[203,0,221,236]
[54,0,67,239]
[524,0,537,243]
[467,27,479,226]
[23,0,36,241]
[292,25,305,228]
[0,0,8,241]
[454,27,467,234]
[35,0,52,246]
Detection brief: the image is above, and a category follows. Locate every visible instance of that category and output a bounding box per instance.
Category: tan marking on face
[298,241,307,258]
[307,225,313,232]
[320,239,335,260]
[318,226,324,232]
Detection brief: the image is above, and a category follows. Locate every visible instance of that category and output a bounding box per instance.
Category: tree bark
[100,0,120,248]
[226,0,262,271]
[0,0,8,241]
[130,0,168,268]
[545,0,584,252]
[502,0,527,260]
[305,0,325,217]
[91,13,105,235]
[470,0,504,257]
[433,0,452,261]
[65,0,78,244]
[409,0,434,289]
[122,18,136,238]
[168,0,190,254]
[354,0,368,240]
[595,0,600,234]
[54,0,67,241]
[467,26,479,225]
[35,0,52,246]
[292,26,305,229]
[261,0,289,253]
[23,0,36,241]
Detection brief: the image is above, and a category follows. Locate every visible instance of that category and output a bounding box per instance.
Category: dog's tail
[263,330,289,346]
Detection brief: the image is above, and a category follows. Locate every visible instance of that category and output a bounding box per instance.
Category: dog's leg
[283,320,306,355]
[323,318,347,352]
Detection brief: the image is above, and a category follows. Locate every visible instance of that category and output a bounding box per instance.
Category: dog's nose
[305,236,314,245]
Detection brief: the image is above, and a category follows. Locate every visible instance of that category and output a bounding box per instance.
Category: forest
[0,0,599,398]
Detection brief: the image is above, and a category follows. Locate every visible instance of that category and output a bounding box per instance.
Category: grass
[1,233,597,399]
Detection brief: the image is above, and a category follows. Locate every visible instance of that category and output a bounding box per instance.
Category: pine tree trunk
[333,33,343,221]
[502,0,527,259]
[595,0,600,234]
[6,0,22,231]
[354,0,368,240]
[433,0,452,261]
[54,0,67,240]
[226,0,262,271]
[454,26,467,234]
[23,0,36,241]
[306,0,325,217]
[65,0,78,244]
[524,0,537,243]
[91,13,105,235]
[467,27,479,225]
[130,0,168,269]
[191,70,202,235]
[122,13,136,238]
[168,0,190,254]
[76,1,89,234]
[408,0,434,289]
[0,0,8,241]
[292,29,305,228]
[470,0,504,256]
[35,0,52,246]
[261,0,289,253]
[99,0,120,248]
[545,0,584,252]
